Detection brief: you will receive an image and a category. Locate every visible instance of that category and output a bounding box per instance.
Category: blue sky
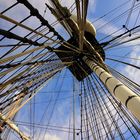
[0,0,140,140]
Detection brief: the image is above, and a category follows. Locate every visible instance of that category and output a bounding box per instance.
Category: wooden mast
[83,56,140,122]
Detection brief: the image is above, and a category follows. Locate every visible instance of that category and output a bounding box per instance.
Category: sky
[0,0,140,140]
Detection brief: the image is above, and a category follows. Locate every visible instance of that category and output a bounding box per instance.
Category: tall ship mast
[0,0,140,139]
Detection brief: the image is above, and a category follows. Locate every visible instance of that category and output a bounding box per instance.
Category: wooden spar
[83,56,140,122]
[0,113,30,140]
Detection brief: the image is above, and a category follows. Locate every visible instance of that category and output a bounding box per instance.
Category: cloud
[88,0,96,15]
[94,18,122,36]
[43,133,61,140]
[124,47,140,84]
[61,0,75,7]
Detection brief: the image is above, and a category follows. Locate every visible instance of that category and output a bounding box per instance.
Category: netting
[0,0,140,140]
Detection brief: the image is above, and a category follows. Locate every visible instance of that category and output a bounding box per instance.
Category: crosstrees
[0,0,140,140]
